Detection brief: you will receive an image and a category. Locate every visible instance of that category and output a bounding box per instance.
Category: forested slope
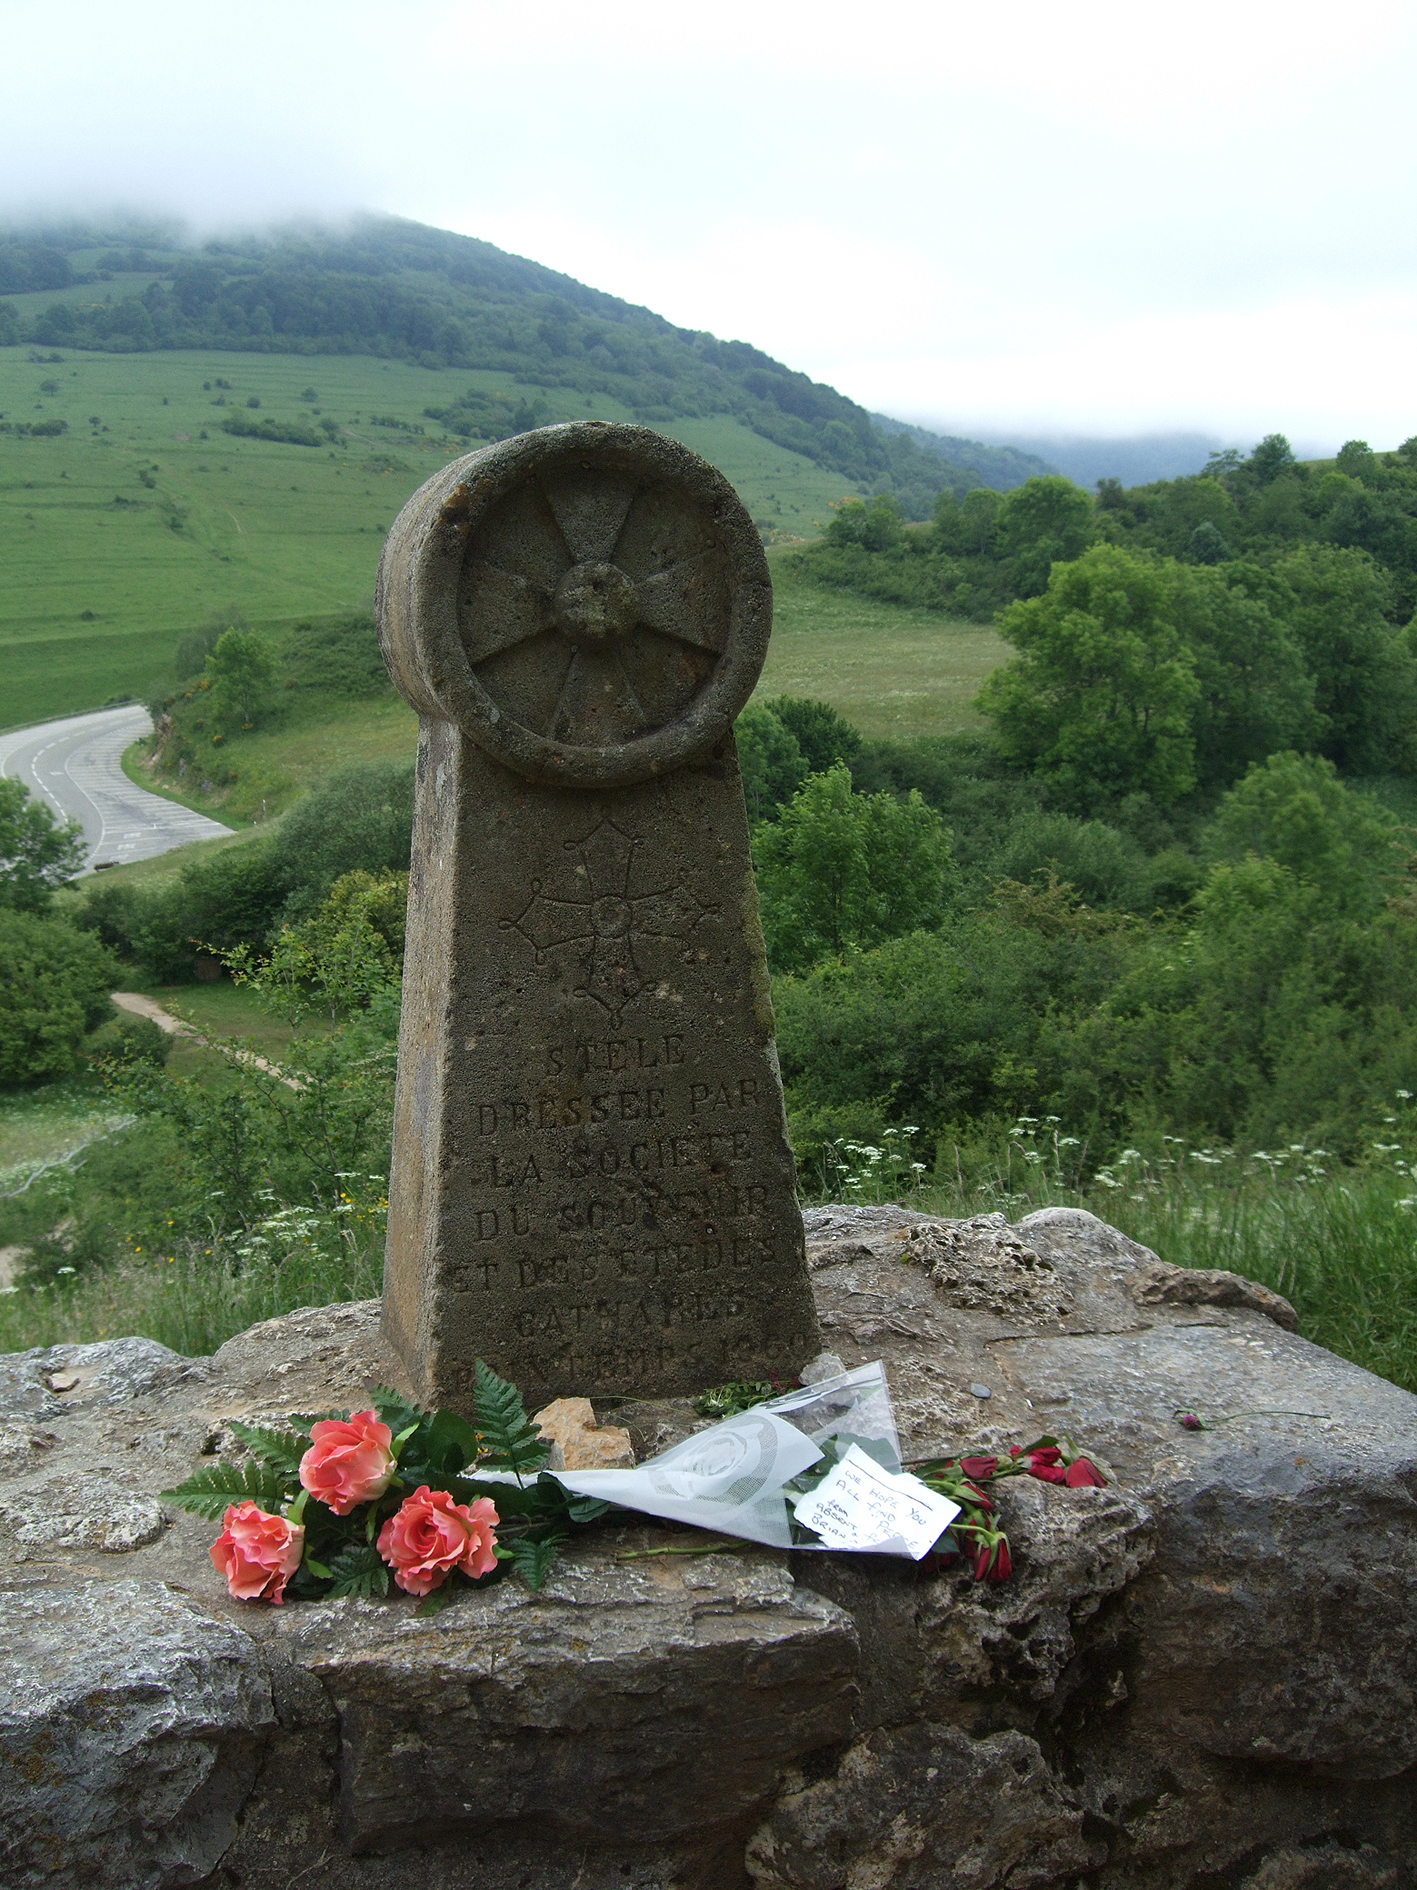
[0,215,1043,515]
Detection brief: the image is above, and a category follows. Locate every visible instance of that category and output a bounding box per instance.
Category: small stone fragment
[799,1352,847,1385]
[970,1383,992,1399]
[45,1370,81,1393]
[533,1396,635,1470]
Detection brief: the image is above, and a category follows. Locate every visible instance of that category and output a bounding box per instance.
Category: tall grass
[4,1104,1414,1393]
[817,1117,1417,1393]
[0,1237,382,1359]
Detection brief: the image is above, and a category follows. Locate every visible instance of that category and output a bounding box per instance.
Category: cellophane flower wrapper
[552,1361,940,1554]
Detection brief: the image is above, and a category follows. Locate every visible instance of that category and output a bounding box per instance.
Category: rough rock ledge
[1,1207,1414,1890]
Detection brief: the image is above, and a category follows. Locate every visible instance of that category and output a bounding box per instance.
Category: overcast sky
[2,0,1413,453]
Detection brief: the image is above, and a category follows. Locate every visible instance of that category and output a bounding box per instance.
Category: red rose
[377,1486,499,1597]
[1063,1458,1107,1487]
[299,1408,396,1516]
[210,1501,304,1605]
[972,1533,1013,1582]
[1021,1448,1068,1484]
[958,1456,998,1481]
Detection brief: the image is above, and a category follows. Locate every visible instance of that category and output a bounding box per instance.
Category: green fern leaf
[371,1385,425,1436]
[160,1460,292,1521]
[471,1358,549,1481]
[508,1529,565,1592]
[226,1420,310,1476]
[324,1543,390,1599]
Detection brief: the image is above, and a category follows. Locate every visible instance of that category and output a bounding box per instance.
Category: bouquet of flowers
[162,1359,609,1616]
[164,1350,1112,1608]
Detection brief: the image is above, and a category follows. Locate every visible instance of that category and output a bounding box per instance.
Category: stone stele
[376,421,819,1411]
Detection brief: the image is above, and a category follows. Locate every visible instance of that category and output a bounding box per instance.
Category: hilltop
[0,213,1044,517]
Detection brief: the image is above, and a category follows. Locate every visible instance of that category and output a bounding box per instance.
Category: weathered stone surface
[0,1477,166,1552]
[277,1549,856,1853]
[1,1208,1415,1889]
[0,1577,272,1890]
[0,1333,202,1421]
[745,1722,1100,1890]
[376,423,818,1410]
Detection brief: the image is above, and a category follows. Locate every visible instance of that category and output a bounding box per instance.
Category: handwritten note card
[793,1444,961,1559]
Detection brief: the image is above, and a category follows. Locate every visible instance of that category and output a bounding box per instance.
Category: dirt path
[111,991,198,1037]
[111,993,301,1088]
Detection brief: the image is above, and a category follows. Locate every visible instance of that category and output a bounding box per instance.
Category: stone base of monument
[2,1207,1415,1890]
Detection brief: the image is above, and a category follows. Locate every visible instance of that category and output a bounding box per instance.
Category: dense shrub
[0,912,119,1084]
[74,759,417,976]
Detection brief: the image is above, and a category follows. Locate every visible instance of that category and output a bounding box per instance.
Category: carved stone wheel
[376,423,771,788]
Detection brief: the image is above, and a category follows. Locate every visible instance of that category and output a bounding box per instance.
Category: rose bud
[299,1408,396,1516]
[210,1501,304,1605]
[972,1533,1013,1582]
[1063,1458,1107,1487]
[958,1456,998,1481]
[1176,1412,1205,1431]
[377,1486,499,1597]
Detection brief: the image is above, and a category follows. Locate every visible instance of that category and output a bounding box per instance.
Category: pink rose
[299,1408,395,1515]
[377,1486,499,1597]
[210,1501,304,1604]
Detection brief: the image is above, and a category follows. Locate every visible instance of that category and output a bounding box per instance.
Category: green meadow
[107,549,1000,830]
[0,343,860,728]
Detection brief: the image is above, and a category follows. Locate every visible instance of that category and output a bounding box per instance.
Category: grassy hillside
[0,345,858,726]
[0,212,1050,728]
[0,218,1047,508]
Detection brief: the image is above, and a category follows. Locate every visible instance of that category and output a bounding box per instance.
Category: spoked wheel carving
[376,424,770,789]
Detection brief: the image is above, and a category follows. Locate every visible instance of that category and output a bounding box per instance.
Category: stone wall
[1,1208,1413,1889]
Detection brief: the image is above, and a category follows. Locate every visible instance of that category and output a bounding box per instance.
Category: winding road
[0,705,231,871]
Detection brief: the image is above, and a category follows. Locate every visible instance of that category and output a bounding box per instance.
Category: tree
[1188,521,1230,564]
[993,475,1095,597]
[1175,563,1318,787]
[174,609,249,683]
[205,629,277,731]
[0,911,119,1084]
[1203,751,1400,917]
[1272,544,1417,771]
[763,696,862,774]
[1248,433,1297,485]
[824,494,904,552]
[934,487,1004,556]
[0,779,85,910]
[1335,440,1379,484]
[977,545,1200,807]
[735,706,807,823]
[227,871,407,1023]
[752,764,956,971]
